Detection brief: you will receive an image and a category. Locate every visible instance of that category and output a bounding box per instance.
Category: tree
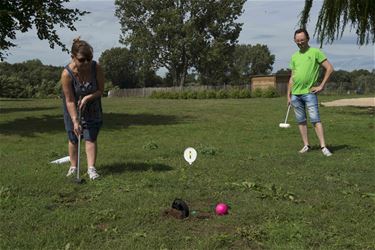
[233,44,275,75]
[299,0,375,47]
[115,0,245,87]
[276,68,291,75]
[99,47,162,88]
[0,0,88,60]
[99,47,139,88]
[0,60,61,98]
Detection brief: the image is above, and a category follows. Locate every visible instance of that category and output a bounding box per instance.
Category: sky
[4,0,375,73]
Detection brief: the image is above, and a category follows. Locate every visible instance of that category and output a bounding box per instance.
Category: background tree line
[1,0,374,98]
[1,58,373,98]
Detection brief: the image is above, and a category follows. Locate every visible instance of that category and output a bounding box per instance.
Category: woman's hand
[73,119,81,137]
[78,96,89,110]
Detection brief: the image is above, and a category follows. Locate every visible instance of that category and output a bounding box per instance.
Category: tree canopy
[228,44,275,84]
[299,0,375,46]
[115,0,245,87]
[99,47,162,88]
[0,0,88,60]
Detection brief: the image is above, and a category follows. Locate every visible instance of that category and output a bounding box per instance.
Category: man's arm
[287,72,293,105]
[311,59,334,94]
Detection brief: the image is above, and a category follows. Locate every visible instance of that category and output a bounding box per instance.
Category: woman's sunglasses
[76,56,92,63]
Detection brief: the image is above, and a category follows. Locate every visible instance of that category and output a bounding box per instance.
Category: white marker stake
[50,156,70,164]
[184,147,197,165]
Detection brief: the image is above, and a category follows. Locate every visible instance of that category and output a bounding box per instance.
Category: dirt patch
[321,97,375,107]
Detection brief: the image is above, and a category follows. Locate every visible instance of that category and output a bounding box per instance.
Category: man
[288,28,333,156]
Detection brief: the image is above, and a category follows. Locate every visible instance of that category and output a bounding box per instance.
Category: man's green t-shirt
[289,47,327,94]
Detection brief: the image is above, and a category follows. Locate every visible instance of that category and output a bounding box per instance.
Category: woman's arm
[61,69,80,135]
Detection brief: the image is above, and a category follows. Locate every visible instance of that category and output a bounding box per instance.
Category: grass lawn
[1,96,374,249]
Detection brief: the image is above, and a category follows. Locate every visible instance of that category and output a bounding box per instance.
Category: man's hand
[310,85,324,94]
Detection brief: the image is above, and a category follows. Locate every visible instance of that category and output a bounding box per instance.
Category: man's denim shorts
[67,127,100,144]
[291,93,321,124]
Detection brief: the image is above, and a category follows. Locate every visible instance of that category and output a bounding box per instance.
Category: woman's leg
[85,140,97,167]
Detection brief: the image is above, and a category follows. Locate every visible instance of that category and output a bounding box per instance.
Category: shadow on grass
[310,144,355,152]
[0,99,32,102]
[329,144,357,152]
[100,162,173,175]
[0,113,185,137]
[0,107,56,114]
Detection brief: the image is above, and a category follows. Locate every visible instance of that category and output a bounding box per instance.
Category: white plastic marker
[184,147,197,165]
[279,105,291,128]
[50,156,70,164]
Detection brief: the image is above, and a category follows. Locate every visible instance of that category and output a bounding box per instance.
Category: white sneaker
[321,147,332,157]
[87,167,100,180]
[66,166,77,177]
[299,145,311,153]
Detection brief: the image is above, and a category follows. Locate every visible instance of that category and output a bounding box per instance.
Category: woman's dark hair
[294,28,310,40]
[71,37,93,59]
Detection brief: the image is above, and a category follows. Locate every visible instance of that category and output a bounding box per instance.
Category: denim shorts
[291,93,321,124]
[67,127,100,144]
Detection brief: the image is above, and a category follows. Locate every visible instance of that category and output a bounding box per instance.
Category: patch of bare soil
[321,97,375,107]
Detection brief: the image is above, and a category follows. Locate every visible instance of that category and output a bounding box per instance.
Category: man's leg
[306,94,332,156]
[313,122,326,148]
[291,95,310,153]
[298,122,309,146]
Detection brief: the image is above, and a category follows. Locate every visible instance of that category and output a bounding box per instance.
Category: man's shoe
[299,145,311,153]
[321,147,332,157]
[87,167,100,180]
[66,166,77,177]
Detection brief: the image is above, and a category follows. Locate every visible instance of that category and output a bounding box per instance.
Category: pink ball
[215,203,229,215]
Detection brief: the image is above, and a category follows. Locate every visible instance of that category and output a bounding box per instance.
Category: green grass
[1,96,374,249]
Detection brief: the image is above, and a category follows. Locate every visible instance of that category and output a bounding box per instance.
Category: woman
[60,37,104,180]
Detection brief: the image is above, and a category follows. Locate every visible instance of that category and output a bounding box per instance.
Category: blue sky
[4,0,375,73]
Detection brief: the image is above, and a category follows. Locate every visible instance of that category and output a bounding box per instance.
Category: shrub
[169,91,180,99]
[229,89,241,98]
[239,89,252,98]
[206,90,217,99]
[252,88,263,97]
[150,91,164,99]
[187,91,198,99]
[197,90,208,99]
[179,91,189,99]
[216,89,229,99]
[262,86,279,98]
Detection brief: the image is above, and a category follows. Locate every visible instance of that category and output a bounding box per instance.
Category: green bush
[216,89,229,99]
[262,86,279,98]
[229,89,241,98]
[179,91,189,99]
[187,91,198,99]
[239,89,252,98]
[169,91,180,99]
[206,90,217,99]
[197,90,208,99]
[252,88,263,97]
[150,88,253,99]
[150,91,163,99]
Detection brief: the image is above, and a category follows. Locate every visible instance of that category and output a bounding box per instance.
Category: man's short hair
[294,28,310,40]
